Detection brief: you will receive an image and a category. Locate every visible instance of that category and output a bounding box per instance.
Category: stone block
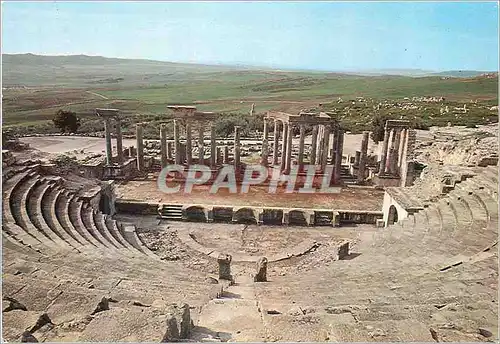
[253,257,268,282]
[217,254,232,281]
[337,242,350,260]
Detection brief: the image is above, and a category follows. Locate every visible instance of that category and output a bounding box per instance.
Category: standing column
[387,129,397,174]
[284,124,293,173]
[272,120,279,165]
[397,128,407,171]
[334,129,344,184]
[320,125,331,172]
[234,126,241,170]
[185,121,192,165]
[115,118,124,164]
[136,123,144,171]
[280,122,288,171]
[210,125,217,168]
[198,122,205,165]
[216,146,222,165]
[160,123,168,168]
[260,119,269,166]
[358,131,369,182]
[379,128,390,174]
[310,125,318,165]
[298,124,306,167]
[104,118,113,165]
[223,146,229,164]
[173,119,181,164]
[166,141,173,160]
[316,125,325,164]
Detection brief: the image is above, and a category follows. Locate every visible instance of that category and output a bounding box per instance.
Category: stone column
[310,125,318,165]
[284,124,293,173]
[298,124,306,167]
[173,119,181,164]
[216,146,222,165]
[320,125,331,172]
[210,125,217,168]
[387,129,397,174]
[234,126,241,170]
[198,123,205,165]
[272,120,279,166]
[160,124,168,168]
[397,128,407,171]
[358,131,369,182]
[136,123,144,171]
[261,118,269,166]
[223,146,229,164]
[393,129,402,173]
[115,118,124,164]
[316,125,325,164]
[166,141,173,160]
[334,129,344,183]
[185,121,192,165]
[104,118,113,165]
[379,128,390,174]
[280,122,288,171]
[354,151,361,166]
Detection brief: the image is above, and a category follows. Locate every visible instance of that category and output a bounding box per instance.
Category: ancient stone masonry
[254,257,268,282]
[167,106,223,169]
[217,253,233,281]
[264,111,343,183]
[376,119,416,187]
[95,108,124,166]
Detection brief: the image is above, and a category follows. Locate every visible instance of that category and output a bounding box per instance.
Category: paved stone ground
[115,182,384,210]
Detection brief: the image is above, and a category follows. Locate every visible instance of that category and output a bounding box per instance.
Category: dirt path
[86,90,109,100]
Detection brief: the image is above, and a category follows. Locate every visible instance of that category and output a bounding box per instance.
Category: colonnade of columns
[98,109,124,167]
[158,119,241,170]
[261,118,344,180]
[378,126,410,176]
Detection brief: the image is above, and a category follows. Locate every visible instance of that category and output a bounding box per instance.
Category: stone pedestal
[217,254,232,281]
[253,257,268,282]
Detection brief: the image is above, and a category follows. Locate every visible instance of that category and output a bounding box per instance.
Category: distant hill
[2,53,496,87]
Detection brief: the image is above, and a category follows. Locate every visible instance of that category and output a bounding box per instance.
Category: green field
[2,54,498,138]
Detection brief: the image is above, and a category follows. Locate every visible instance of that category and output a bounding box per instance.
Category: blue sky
[2,1,499,71]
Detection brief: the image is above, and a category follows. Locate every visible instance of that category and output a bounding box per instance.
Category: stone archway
[387,205,399,225]
[185,206,207,222]
[288,210,308,226]
[233,208,257,224]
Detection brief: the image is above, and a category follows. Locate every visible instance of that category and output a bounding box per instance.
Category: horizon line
[2,52,497,74]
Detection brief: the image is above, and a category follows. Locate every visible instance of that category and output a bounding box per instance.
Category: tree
[370,114,390,143]
[52,109,81,133]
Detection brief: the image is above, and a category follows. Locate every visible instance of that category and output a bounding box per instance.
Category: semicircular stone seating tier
[252,166,498,342]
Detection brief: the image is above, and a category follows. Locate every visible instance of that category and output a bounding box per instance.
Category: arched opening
[233,208,257,224]
[185,206,207,222]
[387,205,399,225]
[262,209,283,225]
[288,210,308,226]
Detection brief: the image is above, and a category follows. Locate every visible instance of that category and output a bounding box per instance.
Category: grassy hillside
[2,54,498,136]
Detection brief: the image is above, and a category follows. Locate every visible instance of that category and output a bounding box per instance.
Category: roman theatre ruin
[2,105,498,342]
